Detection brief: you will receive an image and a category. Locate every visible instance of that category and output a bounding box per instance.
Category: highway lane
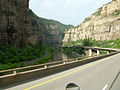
[1,53,120,90]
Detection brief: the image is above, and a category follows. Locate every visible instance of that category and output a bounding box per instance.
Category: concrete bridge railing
[61,46,120,57]
[0,47,120,87]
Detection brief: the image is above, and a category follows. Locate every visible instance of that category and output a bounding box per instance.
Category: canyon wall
[63,0,120,42]
[39,18,74,46]
[0,0,73,48]
[0,0,46,48]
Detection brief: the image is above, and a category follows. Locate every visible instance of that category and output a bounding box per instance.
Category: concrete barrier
[0,52,119,87]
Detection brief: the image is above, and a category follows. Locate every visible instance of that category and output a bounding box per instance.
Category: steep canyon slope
[0,0,73,48]
[0,0,46,48]
[63,0,120,42]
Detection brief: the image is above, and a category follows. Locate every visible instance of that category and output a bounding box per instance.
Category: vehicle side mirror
[66,83,81,90]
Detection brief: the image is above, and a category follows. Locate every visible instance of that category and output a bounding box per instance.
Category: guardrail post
[97,50,100,55]
[107,51,110,54]
[76,59,78,61]
[63,61,66,64]
[85,57,87,59]
[13,70,17,75]
[44,65,47,68]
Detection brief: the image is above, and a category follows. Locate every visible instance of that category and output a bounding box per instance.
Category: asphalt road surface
[1,53,120,90]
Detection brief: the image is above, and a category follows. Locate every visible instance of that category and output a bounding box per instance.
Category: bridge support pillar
[89,49,92,57]
[97,50,100,55]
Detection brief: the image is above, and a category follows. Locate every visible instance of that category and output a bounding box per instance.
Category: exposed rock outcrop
[39,18,74,46]
[27,11,74,46]
[63,0,120,42]
[0,0,73,48]
[0,0,46,48]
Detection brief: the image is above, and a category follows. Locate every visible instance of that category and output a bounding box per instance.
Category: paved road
[1,53,120,90]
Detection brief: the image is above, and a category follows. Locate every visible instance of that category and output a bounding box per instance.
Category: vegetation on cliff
[63,38,120,49]
[39,17,74,45]
[111,10,120,16]
[0,45,54,71]
[29,10,74,33]
[29,10,74,45]
[93,8,102,16]
[61,48,85,58]
[39,17,74,32]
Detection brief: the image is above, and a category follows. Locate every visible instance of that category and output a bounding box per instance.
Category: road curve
[1,53,120,90]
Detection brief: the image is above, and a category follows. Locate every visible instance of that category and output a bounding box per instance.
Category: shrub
[0,64,11,71]
[111,10,120,16]
[84,17,91,22]
[0,44,55,70]
[20,62,26,67]
[82,38,93,46]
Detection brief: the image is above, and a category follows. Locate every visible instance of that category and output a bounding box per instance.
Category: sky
[29,0,112,26]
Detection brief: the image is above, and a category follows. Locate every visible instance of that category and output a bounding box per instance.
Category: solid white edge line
[102,85,108,90]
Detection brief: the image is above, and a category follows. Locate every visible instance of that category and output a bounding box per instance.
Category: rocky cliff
[0,0,73,48]
[39,18,74,46]
[28,11,74,46]
[0,0,47,48]
[63,0,120,42]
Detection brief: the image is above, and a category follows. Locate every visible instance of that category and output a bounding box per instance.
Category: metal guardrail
[0,47,119,77]
[0,54,114,77]
[0,56,88,76]
[0,52,119,87]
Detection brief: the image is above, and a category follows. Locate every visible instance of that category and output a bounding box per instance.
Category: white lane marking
[102,85,108,90]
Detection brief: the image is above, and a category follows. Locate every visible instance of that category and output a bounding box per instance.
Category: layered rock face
[41,19,74,46]
[25,10,46,46]
[0,0,73,48]
[46,24,65,45]
[0,0,46,48]
[63,0,120,42]
[26,13,74,46]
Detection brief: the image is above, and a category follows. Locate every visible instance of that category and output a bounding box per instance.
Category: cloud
[29,0,112,26]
